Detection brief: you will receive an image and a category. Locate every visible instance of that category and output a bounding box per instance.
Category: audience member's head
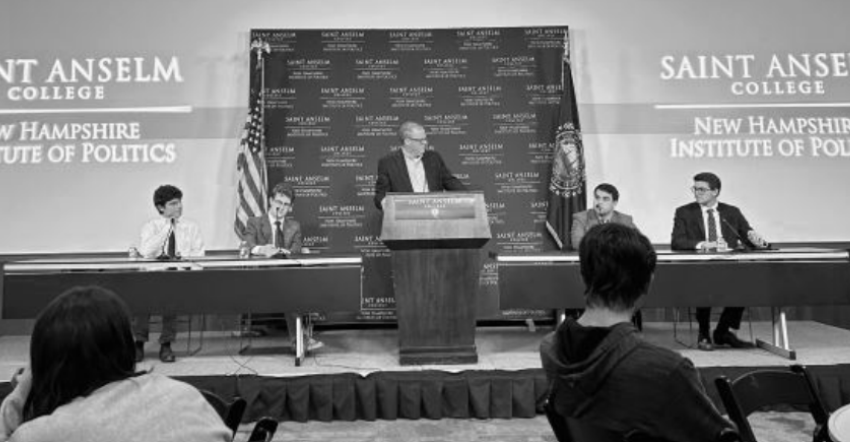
[24,286,138,422]
[579,223,657,312]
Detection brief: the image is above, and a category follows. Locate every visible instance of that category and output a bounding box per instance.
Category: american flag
[234,48,268,239]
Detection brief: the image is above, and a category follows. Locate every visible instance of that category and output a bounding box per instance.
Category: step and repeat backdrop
[255,27,568,320]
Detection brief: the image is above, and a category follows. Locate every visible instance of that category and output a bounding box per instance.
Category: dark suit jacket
[671,202,754,250]
[244,215,302,253]
[373,149,466,209]
[570,209,636,251]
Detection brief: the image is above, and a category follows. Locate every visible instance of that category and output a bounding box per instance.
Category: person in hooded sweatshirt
[540,223,735,442]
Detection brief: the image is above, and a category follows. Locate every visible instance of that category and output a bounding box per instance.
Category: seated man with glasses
[373,121,466,209]
[671,172,770,351]
[243,182,323,352]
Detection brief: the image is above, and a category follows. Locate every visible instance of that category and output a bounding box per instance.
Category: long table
[497,248,850,359]
[1,255,362,366]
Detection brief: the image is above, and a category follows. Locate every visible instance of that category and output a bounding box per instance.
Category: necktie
[706,209,718,243]
[275,220,284,248]
[167,227,177,257]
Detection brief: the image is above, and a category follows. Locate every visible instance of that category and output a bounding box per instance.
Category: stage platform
[2,321,849,422]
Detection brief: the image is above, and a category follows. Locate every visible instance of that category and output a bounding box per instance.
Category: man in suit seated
[570,183,636,250]
[244,182,322,352]
[540,223,735,441]
[373,121,466,209]
[671,172,770,351]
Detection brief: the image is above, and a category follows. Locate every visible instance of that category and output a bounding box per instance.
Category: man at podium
[373,121,466,209]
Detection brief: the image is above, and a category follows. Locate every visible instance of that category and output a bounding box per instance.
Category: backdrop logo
[321,87,365,109]
[318,204,365,229]
[459,143,503,166]
[456,29,500,51]
[285,174,331,198]
[425,113,468,135]
[424,58,468,79]
[320,144,365,168]
[459,85,502,107]
[388,31,433,52]
[321,31,366,53]
[355,115,399,137]
[389,86,433,108]
[355,58,399,80]
[286,58,331,81]
[526,83,562,106]
[493,112,537,134]
[285,115,331,137]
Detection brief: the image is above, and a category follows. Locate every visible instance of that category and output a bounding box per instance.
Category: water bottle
[128,246,140,260]
[238,240,250,259]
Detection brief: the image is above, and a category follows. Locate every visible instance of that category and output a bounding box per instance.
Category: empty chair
[715,365,832,442]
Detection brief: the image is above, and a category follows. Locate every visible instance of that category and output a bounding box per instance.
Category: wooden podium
[380,191,491,365]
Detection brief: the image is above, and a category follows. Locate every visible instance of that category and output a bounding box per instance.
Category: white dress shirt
[138,217,205,258]
[404,155,429,193]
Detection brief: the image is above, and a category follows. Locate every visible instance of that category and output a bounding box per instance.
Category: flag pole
[250,39,271,207]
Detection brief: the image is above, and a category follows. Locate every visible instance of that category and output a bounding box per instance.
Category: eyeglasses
[691,187,713,194]
[407,137,428,144]
[271,199,292,207]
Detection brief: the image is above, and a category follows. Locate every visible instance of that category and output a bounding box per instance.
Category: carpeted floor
[233,412,816,442]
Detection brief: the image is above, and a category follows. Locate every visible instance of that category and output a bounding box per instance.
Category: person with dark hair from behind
[243,182,323,351]
[540,224,735,442]
[672,172,769,351]
[373,121,466,209]
[0,286,230,442]
[135,184,205,363]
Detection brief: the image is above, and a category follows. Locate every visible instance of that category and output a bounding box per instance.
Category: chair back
[200,389,247,439]
[715,365,831,442]
[247,417,279,442]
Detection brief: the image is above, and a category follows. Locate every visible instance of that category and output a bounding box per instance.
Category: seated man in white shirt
[135,184,205,363]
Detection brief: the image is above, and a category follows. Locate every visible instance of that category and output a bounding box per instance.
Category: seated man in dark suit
[671,172,770,351]
[373,121,466,209]
[244,182,322,351]
[540,223,735,441]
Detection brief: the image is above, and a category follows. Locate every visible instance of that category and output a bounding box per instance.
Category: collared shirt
[138,217,204,258]
[404,155,429,193]
[699,203,723,243]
